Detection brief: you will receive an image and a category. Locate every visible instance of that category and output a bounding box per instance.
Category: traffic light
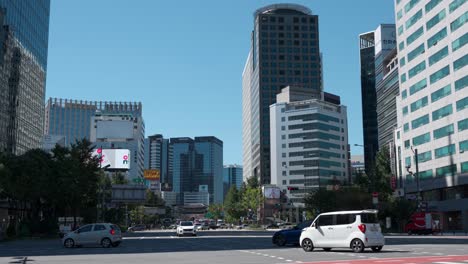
[287,186,299,191]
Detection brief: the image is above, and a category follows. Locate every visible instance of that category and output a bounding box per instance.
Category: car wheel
[112,242,121,247]
[371,246,383,252]
[323,248,332,251]
[275,234,287,247]
[64,238,75,248]
[351,239,364,253]
[101,238,112,248]
[301,238,314,252]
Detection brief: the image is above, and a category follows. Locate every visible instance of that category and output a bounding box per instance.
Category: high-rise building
[270,86,349,206]
[167,137,223,205]
[0,0,50,155]
[359,24,396,176]
[242,4,322,185]
[393,0,468,231]
[223,164,243,197]
[90,102,145,181]
[145,134,170,190]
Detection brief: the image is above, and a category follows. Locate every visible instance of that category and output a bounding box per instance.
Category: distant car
[194,223,203,231]
[201,223,210,230]
[62,223,122,248]
[236,224,249,230]
[272,220,312,246]
[177,221,197,236]
[127,224,146,232]
[265,223,280,229]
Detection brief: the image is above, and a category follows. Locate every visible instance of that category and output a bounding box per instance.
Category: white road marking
[278,257,284,260]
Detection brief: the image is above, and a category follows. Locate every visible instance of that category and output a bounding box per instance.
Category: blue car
[272,220,313,246]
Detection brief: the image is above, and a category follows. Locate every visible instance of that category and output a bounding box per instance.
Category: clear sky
[47,0,396,165]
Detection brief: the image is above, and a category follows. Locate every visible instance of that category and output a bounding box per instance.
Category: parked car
[299,210,385,253]
[62,223,122,248]
[194,223,203,231]
[265,223,280,229]
[272,220,313,246]
[127,224,146,232]
[176,221,197,236]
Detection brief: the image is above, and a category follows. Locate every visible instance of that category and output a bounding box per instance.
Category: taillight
[358,224,366,233]
[110,229,116,235]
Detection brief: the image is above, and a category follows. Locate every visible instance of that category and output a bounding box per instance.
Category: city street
[0,230,467,264]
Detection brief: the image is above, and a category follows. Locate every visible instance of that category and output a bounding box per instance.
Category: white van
[299,210,385,253]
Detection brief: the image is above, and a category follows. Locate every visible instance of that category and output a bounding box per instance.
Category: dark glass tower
[0,0,50,155]
[242,4,322,185]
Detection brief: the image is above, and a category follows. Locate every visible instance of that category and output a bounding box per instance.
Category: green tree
[241,186,263,221]
[374,145,393,198]
[145,189,165,207]
[245,176,259,189]
[207,204,223,220]
[223,186,245,223]
[112,172,129,184]
[304,187,372,215]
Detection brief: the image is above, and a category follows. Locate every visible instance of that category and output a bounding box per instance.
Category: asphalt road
[0,230,467,264]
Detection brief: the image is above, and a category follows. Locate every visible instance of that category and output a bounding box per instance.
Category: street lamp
[406,146,421,208]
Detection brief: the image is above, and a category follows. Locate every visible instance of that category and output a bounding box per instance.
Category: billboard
[144,169,160,180]
[375,24,396,55]
[199,185,209,193]
[93,149,130,170]
[263,186,280,199]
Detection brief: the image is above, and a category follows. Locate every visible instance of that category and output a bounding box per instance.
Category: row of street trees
[0,139,101,237]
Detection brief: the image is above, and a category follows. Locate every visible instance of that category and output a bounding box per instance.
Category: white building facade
[270,87,349,206]
[394,0,468,231]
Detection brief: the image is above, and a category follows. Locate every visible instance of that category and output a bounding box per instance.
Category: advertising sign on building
[144,169,160,180]
[93,149,131,170]
[263,186,280,199]
[199,185,209,192]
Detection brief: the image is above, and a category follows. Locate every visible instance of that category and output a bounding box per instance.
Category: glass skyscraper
[0,0,50,155]
[169,137,223,204]
[223,164,243,197]
[242,4,322,185]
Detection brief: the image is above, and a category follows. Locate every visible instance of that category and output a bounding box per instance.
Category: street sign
[372,197,379,205]
[372,192,379,198]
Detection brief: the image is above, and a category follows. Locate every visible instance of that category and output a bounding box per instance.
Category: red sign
[372,192,379,198]
[391,175,397,190]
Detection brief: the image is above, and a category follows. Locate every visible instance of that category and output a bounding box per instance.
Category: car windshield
[111,225,120,231]
[181,221,193,226]
[360,213,378,223]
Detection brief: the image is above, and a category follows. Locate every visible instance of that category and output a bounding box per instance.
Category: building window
[408,61,426,79]
[281,117,285,122]
[452,32,468,52]
[436,164,457,177]
[455,75,468,91]
[428,27,447,47]
[432,104,453,121]
[282,153,286,158]
[411,114,430,129]
[450,11,468,32]
[403,106,408,116]
[282,144,286,148]
[399,41,405,51]
[460,140,468,152]
[281,126,285,131]
[410,78,427,95]
[412,132,431,146]
[456,96,468,111]
[418,151,432,163]
[426,0,443,13]
[408,43,425,62]
[434,144,456,159]
[402,89,408,99]
[404,123,410,132]
[404,140,410,149]
[410,96,428,112]
[407,26,424,46]
[462,162,468,173]
[400,57,406,67]
[405,9,423,30]
[426,9,446,31]
[282,180,287,185]
[450,0,467,13]
[429,46,449,66]
[405,157,412,167]
[430,65,450,84]
[282,171,287,176]
[433,124,454,139]
[458,118,468,131]
[431,84,452,103]
[401,73,407,83]
[398,25,404,36]
[453,54,468,71]
[281,135,286,140]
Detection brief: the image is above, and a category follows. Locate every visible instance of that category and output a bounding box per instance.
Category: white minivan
[299,210,385,253]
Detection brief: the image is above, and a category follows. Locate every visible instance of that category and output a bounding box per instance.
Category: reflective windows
[450,11,468,32]
[412,114,430,129]
[408,43,425,62]
[449,0,467,13]
[417,151,432,163]
[434,144,456,159]
[458,118,468,131]
[405,0,421,12]
[402,89,408,99]
[455,75,468,91]
[409,61,426,79]
[452,32,468,52]
[431,84,451,102]
[453,54,468,71]
[410,96,428,112]
[429,46,448,66]
[460,139,468,152]
[456,96,468,111]
[407,26,424,46]
[410,78,427,95]
[432,104,453,121]
[412,132,431,146]
[406,9,423,30]
[433,124,454,139]
[429,65,450,84]
[426,0,443,13]
[426,9,446,31]
[436,164,457,177]
[404,122,410,132]
[428,27,447,47]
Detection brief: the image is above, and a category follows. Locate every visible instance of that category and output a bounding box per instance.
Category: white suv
[176,221,197,236]
[300,210,384,253]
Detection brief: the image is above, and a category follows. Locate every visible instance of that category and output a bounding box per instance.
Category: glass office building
[0,0,50,155]
[168,137,223,205]
[223,164,243,197]
[242,4,322,185]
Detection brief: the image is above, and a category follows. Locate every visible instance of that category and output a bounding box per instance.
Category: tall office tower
[394,0,468,231]
[0,0,50,155]
[168,137,223,205]
[223,164,243,197]
[145,134,170,190]
[270,86,349,206]
[359,24,396,176]
[242,4,322,185]
[90,102,145,181]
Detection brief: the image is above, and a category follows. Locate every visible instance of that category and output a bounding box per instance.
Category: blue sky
[47,0,396,165]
